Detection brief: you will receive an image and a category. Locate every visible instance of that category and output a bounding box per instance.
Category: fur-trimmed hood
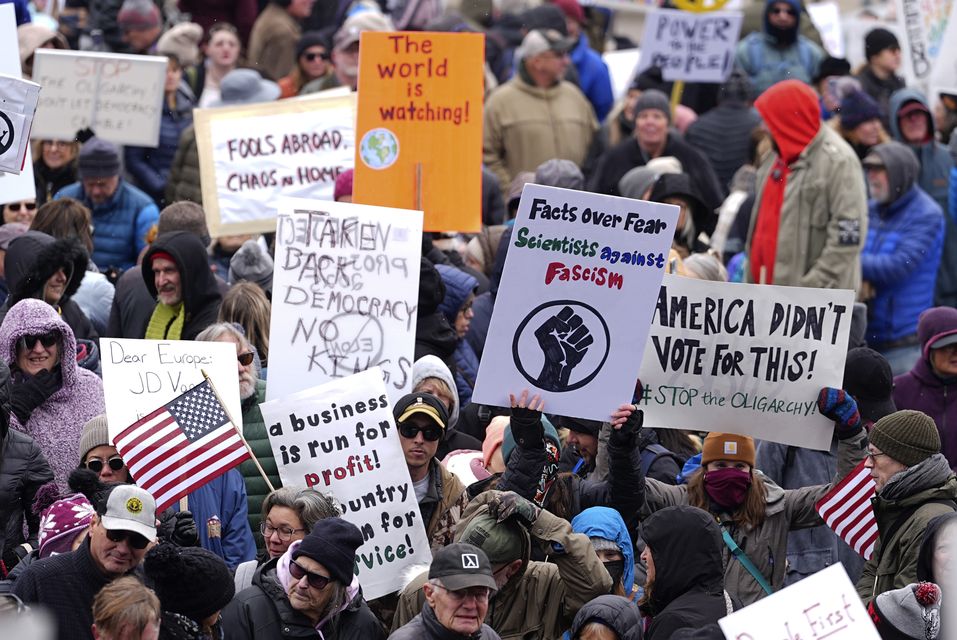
[5,231,88,307]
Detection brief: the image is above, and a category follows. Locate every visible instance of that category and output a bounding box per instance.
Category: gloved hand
[509,390,544,449]
[817,387,863,438]
[610,405,643,448]
[488,491,541,528]
[10,369,60,425]
[157,510,199,547]
[1,543,33,577]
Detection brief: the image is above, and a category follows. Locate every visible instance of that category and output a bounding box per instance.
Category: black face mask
[603,559,625,590]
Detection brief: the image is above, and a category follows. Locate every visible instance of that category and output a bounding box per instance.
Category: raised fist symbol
[533,306,593,391]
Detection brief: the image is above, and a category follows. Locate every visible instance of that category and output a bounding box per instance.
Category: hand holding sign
[534,306,594,391]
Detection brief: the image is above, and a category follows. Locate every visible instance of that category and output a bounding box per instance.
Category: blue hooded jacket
[888,89,953,214]
[435,264,480,407]
[571,506,637,599]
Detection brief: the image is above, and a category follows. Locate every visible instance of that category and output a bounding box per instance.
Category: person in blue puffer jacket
[124,54,195,207]
[862,141,944,375]
[940,136,957,308]
[54,138,159,274]
[435,264,479,409]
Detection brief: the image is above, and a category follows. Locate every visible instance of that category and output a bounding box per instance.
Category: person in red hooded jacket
[744,79,867,290]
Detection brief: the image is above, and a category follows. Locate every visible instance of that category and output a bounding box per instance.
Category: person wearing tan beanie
[610,389,868,607]
[856,409,957,603]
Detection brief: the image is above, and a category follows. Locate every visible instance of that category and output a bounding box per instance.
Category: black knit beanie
[144,543,235,622]
[292,517,364,586]
[865,28,900,60]
[869,410,941,467]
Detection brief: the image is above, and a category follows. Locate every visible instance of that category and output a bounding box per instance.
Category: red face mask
[704,467,752,510]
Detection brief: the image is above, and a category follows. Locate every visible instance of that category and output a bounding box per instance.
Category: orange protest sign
[353,32,485,233]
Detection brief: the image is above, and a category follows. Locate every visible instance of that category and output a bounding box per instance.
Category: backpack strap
[720,525,774,595]
[640,443,679,478]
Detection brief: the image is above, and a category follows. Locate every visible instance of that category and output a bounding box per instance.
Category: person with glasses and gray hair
[222,516,384,640]
[233,486,340,591]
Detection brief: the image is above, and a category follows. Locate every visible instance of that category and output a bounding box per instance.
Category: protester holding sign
[614,395,866,605]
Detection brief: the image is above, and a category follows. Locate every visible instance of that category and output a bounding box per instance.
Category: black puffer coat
[642,505,729,639]
[0,359,54,568]
[568,595,642,640]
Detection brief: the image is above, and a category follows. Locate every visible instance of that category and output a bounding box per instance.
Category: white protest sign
[637,275,854,450]
[193,92,355,237]
[100,338,243,440]
[472,185,678,421]
[0,73,41,175]
[895,0,955,86]
[718,564,880,640]
[0,4,38,205]
[637,9,743,83]
[807,2,844,58]
[602,48,642,99]
[32,49,166,147]
[259,367,432,599]
[267,198,422,402]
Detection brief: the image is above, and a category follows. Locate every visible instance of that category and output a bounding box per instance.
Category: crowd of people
[1,0,957,638]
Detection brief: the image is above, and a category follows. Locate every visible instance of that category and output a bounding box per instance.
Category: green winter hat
[869,410,941,467]
[458,512,523,565]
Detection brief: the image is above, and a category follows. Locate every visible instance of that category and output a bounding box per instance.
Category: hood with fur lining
[5,231,88,307]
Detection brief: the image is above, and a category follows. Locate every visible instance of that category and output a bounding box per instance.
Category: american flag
[114,381,250,512]
[815,460,879,560]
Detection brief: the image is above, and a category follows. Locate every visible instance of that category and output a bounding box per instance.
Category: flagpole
[201,369,276,493]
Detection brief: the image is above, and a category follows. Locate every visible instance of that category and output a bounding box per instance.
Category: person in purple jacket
[894,306,957,469]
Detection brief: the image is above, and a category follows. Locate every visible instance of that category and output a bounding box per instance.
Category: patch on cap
[723,441,738,455]
[462,553,479,569]
[126,497,143,514]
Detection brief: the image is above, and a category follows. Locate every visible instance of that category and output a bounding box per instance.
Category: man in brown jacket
[247,0,313,80]
[392,490,612,638]
[483,29,598,188]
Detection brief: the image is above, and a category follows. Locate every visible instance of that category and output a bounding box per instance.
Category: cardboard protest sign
[194,92,355,237]
[637,275,854,450]
[637,9,743,83]
[472,185,678,420]
[0,4,38,204]
[267,198,423,402]
[718,564,880,639]
[0,74,41,175]
[259,367,432,599]
[31,50,166,146]
[100,338,243,441]
[353,32,484,233]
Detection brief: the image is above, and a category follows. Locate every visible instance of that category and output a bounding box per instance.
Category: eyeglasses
[433,584,491,603]
[17,332,58,351]
[289,560,333,590]
[259,522,306,541]
[398,423,443,442]
[238,351,255,366]
[6,202,36,212]
[105,528,151,550]
[85,455,125,473]
[303,51,330,62]
[866,451,888,461]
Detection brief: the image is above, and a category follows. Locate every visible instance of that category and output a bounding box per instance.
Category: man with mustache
[140,231,222,341]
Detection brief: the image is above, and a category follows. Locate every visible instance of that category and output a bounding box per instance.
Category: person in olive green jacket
[856,409,957,603]
[196,322,281,550]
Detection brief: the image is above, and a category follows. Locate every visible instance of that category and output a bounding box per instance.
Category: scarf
[749,157,790,284]
[145,302,185,340]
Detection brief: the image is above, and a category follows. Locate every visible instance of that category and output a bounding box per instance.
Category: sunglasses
[17,332,58,351]
[303,51,330,62]
[398,423,443,442]
[85,455,125,473]
[6,202,36,212]
[105,528,151,550]
[238,351,255,366]
[290,560,332,589]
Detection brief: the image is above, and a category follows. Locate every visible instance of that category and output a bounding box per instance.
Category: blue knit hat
[840,90,882,130]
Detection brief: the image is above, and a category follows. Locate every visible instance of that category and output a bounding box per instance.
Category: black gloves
[609,406,643,449]
[488,491,541,528]
[157,510,199,547]
[11,369,61,425]
[510,405,544,449]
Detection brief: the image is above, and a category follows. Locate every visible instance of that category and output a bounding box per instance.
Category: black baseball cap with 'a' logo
[428,543,498,592]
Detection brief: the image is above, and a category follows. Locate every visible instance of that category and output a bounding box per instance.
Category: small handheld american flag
[815,460,879,560]
[114,380,250,512]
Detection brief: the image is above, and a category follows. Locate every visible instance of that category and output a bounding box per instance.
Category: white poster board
[894,0,955,88]
[472,185,678,421]
[31,49,166,147]
[0,4,38,205]
[193,92,356,237]
[0,74,41,175]
[637,275,854,450]
[636,9,743,83]
[603,48,642,99]
[259,368,432,599]
[718,564,880,639]
[101,338,243,441]
[267,198,423,402]
[807,2,845,58]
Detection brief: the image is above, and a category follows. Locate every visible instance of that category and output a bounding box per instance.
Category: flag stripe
[153,446,250,512]
[116,404,171,442]
[151,441,248,511]
[815,461,877,560]
[135,428,238,489]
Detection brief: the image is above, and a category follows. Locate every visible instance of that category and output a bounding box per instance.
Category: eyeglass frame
[84,455,126,473]
[104,528,151,550]
[289,559,333,590]
[398,422,443,442]
[238,351,255,366]
[431,583,491,603]
[5,202,37,212]
[17,331,58,351]
[259,521,306,541]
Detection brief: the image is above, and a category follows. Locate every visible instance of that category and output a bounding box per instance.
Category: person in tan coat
[483,29,598,188]
[247,0,313,80]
